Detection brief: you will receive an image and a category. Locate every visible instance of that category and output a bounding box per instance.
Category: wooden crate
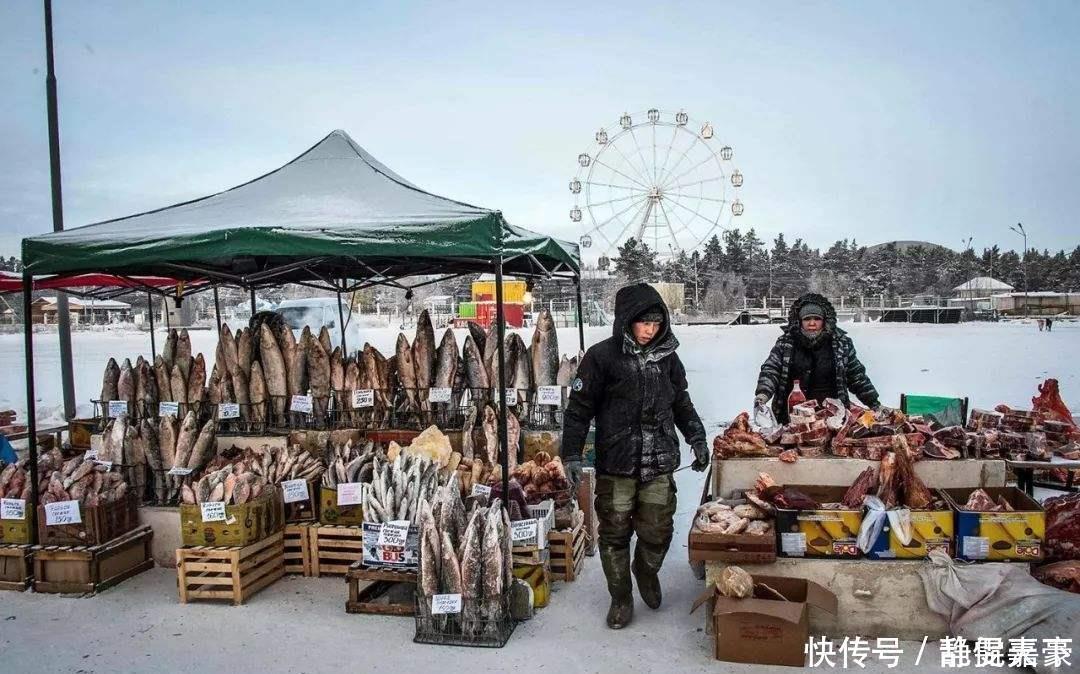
[687,529,777,564]
[548,509,586,582]
[176,531,285,605]
[512,546,550,567]
[344,562,416,616]
[283,523,314,576]
[281,479,320,523]
[310,525,363,577]
[0,544,33,591]
[33,525,154,595]
[37,491,140,547]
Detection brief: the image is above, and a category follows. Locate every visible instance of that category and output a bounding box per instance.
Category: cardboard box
[178,492,284,547]
[708,574,838,667]
[318,485,365,526]
[865,508,954,560]
[773,486,862,558]
[941,487,1045,561]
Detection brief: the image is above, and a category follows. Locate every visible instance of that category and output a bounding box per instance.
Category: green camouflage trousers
[595,473,677,600]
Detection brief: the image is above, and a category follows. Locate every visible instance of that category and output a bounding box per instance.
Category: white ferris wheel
[569,109,744,263]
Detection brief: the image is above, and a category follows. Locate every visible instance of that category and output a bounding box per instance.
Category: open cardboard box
[696,574,838,667]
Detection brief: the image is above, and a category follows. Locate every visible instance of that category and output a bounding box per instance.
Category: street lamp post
[1009,222,1028,316]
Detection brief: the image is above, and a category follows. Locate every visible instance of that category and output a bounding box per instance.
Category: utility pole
[44,0,76,420]
[1009,222,1028,315]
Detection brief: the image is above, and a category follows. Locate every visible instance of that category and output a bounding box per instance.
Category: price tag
[45,500,82,526]
[377,520,411,547]
[428,387,452,404]
[290,395,314,414]
[780,532,807,557]
[93,460,114,471]
[511,518,538,543]
[502,389,518,406]
[167,467,193,477]
[200,501,227,523]
[431,593,463,615]
[218,402,240,420]
[962,536,989,560]
[471,483,492,498]
[158,401,180,417]
[83,448,98,461]
[107,400,129,417]
[351,389,374,408]
[1,498,26,520]
[537,385,562,406]
[337,482,363,506]
[281,479,310,504]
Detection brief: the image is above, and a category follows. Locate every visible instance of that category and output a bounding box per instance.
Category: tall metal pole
[336,288,348,354]
[22,272,39,545]
[250,288,257,317]
[494,258,510,505]
[44,0,76,421]
[574,275,585,352]
[213,285,222,336]
[1010,222,1028,315]
[146,291,156,360]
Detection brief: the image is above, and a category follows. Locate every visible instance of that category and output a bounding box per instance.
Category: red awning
[0,271,190,294]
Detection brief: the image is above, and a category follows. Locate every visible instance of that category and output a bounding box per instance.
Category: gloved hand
[564,459,584,490]
[691,441,710,472]
[754,393,770,408]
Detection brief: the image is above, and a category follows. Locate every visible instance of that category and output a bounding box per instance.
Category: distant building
[948,276,1015,316]
[992,292,1080,317]
[30,296,133,325]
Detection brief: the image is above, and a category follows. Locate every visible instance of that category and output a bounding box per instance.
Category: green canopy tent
[19,130,582,549]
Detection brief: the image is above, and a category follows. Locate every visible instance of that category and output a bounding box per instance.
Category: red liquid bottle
[787,379,807,411]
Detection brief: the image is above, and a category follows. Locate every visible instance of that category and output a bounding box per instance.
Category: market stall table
[1007,456,1080,495]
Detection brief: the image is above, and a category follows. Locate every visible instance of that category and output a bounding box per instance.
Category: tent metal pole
[336,288,348,354]
[43,0,76,422]
[494,257,510,508]
[575,275,585,352]
[22,271,39,545]
[164,296,171,330]
[250,288,256,317]
[147,291,156,360]
[213,285,222,336]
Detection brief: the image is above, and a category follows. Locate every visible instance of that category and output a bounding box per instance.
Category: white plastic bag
[858,496,913,553]
[753,400,779,432]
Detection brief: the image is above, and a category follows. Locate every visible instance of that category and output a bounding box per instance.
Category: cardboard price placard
[428,387,452,404]
[351,389,374,408]
[45,500,82,526]
[218,402,240,420]
[158,401,180,417]
[281,479,310,504]
[511,519,538,543]
[503,389,518,406]
[431,593,463,615]
[470,483,492,498]
[200,501,227,523]
[537,385,562,406]
[337,482,364,506]
[290,395,314,414]
[0,498,26,520]
[107,400,128,418]
[377,520,411,547]
[167,467,193,477]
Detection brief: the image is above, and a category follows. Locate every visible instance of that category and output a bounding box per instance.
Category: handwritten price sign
[45,500,82,526]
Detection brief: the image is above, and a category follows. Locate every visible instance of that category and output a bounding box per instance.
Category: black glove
[564,459,584,490]
[754,393,770,408]
[691,441,710,472]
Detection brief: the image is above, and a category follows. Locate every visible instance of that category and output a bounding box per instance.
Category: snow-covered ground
[3,321,1077,430]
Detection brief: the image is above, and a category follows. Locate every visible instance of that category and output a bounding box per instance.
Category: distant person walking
[1046,318,1054,332]
[1038,319,1045,332]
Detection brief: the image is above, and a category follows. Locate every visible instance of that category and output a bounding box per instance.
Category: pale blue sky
[2,1,1077,261]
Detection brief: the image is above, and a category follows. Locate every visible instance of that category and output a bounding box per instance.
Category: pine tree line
[611,232,1080,311]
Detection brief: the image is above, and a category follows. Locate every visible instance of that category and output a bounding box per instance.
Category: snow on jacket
[755,293,879,423]
[561,283,707,482]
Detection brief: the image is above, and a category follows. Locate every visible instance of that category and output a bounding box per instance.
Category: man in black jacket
[562,283,708,629]
[755,293,880,423]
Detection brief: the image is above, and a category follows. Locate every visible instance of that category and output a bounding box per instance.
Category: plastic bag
[753,401,779,432]
[857,496,912,553]
[919,550,1080,673]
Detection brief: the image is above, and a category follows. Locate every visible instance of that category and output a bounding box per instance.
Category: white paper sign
[780,532,807,557]
[45,500,82,526]
[158,401,180,417]
[1,498,26,520]
[537,385,562,406]
[107,400,129,417]
[511,518,538,543]
[471,483,492,498]
[167,467,193,477]
[200,501,227,523]
[290,395,314,414]
[377,520,411,547]
[93,460,113,471]
[502,389,518,406]
[83,448,98,461]
[337,482,364,506]
[428,387,452,404]
[281,479,310,504]
[431,593,463,615]
[962,536,990,560]
[218,402,240,420]
[351,389,374,408]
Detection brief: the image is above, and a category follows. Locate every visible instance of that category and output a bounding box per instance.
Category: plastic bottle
[787,379,807,411]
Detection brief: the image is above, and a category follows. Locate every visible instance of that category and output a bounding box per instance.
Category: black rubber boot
[606,595,634,629]
[599,543,634,629]
[632,555,662,609]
